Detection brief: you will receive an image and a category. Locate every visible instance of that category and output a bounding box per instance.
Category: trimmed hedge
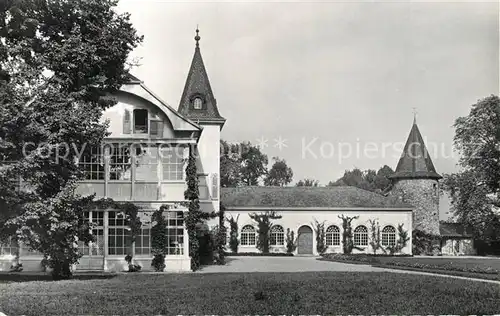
[319,253,413,265]
[373,264,500,281]
[379,260,500,274]
[320,253,500,276]
[225,252,294,257]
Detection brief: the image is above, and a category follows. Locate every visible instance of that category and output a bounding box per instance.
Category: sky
[117,0,499,218]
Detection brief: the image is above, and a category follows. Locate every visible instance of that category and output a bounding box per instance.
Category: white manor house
[0,31,470,272]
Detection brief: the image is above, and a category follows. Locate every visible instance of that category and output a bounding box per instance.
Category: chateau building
[0,30,473,272]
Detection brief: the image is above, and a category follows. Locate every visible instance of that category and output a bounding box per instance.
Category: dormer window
[133,109,148,133]
[193,97,203,110]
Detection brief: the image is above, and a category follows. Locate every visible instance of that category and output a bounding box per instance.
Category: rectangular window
[109,145,132,180]
[0,237,18,256]
[79,147,105,180]
[135,147,159,182]
[150,121,163,138]
[21,245,43,257]
[108,211,131,256]
[211,173,219,199]
[135,227,151,256]
[133,109,148,133]
[165,210,184,255]
[160,147,184,181]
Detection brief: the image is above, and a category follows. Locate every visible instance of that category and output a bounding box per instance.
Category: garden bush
[125,255,142,272]
[151,254,165,272]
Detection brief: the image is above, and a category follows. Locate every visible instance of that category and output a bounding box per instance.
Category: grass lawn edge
[372,264,500,281]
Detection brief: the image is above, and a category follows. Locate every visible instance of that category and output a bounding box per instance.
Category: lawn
[0,272,499,315]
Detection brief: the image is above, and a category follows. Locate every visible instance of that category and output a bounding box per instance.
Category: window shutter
[211,173,219,199]
[150,121,163,137]
[123,110,131,134]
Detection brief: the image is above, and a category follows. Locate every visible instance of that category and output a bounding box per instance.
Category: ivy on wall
[339,215,359,254]
[285,228,297,253]
[226,214,240,253]
[312,219,327,254]
[150,205,169,271]
[183,145,216,271]
[249,211,282,253]
[386,224,410,255]
[92,198,142,243]
[369,219,382,255]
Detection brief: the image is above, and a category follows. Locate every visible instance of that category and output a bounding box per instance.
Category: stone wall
[390,179,440,235]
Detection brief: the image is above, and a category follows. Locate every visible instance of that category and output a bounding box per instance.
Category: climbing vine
[215,204,227,264]
[386,224,410,255]
[150,205,169,271]
[285,228,297,253]
[312,219,327,254]
[226,214,240,253]
[183,145,216,271]
[249,211,282,253]
[93,198,142,243]
[369,219,382,255]
[339,215,359,254]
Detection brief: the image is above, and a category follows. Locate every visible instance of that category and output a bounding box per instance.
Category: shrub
[198,229,215,265]
[151,254,166,272]
[286,228,297,253]
[41,257,49,272]
[151,206,169,271]
[412,229,440,255]
[225,252,293,257]
[9,263,23,272]
[125,254,141,272]
[226,214,240,253]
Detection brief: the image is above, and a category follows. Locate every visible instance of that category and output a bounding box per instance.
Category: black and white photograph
[0,0,499,315]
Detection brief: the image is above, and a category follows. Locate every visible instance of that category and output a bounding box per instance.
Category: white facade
[214,207,413,256]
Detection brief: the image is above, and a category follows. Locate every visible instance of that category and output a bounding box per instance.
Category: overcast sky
[118,0,498,202]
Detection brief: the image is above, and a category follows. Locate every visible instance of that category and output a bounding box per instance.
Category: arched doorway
[297,225,313,255]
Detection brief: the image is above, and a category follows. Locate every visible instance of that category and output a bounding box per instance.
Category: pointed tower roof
[389,118,442,180]
[178,28,225,125]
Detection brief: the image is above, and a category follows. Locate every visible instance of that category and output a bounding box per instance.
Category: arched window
[381,225,396,247]
[240,225,256,246]
[193,97,203,110]
[354,225,368,246]
[270,225,285,246]
[325,225,340,246]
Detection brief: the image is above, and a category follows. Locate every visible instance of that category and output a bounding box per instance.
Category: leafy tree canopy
[264,156,293,187]
[296,178,320,187]
[327,165,394,193]
[443,95,500,241]
[220,140,268,187]
[0,0,142,278]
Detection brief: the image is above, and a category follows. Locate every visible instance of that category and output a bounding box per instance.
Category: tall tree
[443,95,500,241]
[240,142,268,186]
[296,178,320,187]
[220,140,242,187]
[264,157,293,187]
[0,0,142,279]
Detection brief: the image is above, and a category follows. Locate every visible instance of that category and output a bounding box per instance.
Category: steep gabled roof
[221,186,413,209]
[389,119,442,180]
[119,75,201,132]
[177,29,225,125]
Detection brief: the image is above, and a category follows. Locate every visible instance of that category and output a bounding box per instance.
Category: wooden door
[297,226,313,254]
